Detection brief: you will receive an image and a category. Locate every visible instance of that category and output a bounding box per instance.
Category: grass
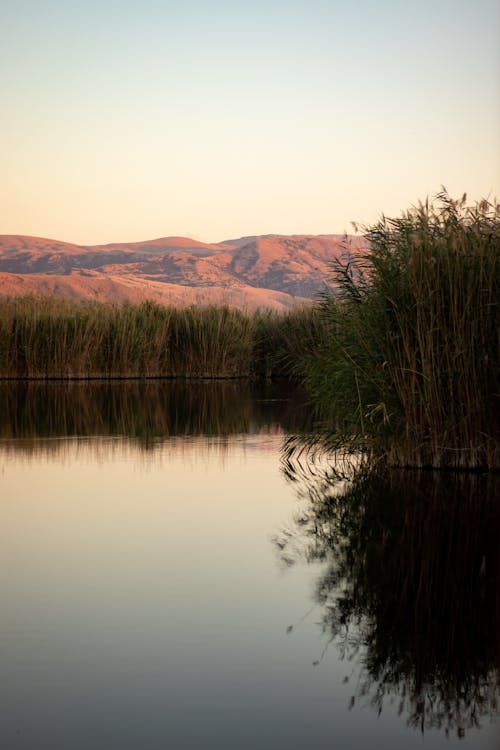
[298,193,500,470]
[0,297,321,380]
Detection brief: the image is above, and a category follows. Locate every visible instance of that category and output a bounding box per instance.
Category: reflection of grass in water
[0,434,283,464]
[278,447,500,737]
[0,380,313,450]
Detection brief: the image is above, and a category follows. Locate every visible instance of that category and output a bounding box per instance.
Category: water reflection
[1,383,499,748]
[0,380,310,455]
[278,445,500,739]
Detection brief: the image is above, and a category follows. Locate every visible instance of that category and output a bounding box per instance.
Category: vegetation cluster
[1,193,498,469]
[299,194,499,470]
[0,297,323,380]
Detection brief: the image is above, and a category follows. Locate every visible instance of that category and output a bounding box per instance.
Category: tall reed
[300,194,500,470]
[0,297,317,380]
[251,306,328,378]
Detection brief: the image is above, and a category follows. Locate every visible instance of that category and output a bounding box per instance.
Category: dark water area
[0,382,498,749]
[279,448,500,741]
[0,379,312,446]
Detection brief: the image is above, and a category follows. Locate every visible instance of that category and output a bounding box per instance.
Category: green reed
[251,306,328,378]
[0,297,317,380]
[299,193,500,469]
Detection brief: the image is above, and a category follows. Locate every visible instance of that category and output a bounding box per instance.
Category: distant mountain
[0,233,367,310]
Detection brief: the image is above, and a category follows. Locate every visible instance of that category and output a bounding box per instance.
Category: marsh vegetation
[0,297,323,380]
[1,194,498,469]
[298,194,500,470]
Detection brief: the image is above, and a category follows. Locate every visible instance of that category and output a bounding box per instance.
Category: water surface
[0,382,498,749]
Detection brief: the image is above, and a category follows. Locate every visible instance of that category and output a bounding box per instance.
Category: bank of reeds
[0,297,321,380]
[299,194,500,470]
[252,305,330,378]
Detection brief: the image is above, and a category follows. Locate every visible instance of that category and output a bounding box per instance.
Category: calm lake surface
[1,381,498,749]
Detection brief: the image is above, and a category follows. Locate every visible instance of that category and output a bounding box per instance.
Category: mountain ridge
[0,233,366,310]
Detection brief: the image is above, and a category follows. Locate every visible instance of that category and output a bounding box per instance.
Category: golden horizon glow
[1,0,499,246]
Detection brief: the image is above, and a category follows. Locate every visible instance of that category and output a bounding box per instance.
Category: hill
[0,233,366,310]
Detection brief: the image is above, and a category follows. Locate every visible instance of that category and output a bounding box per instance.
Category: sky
[1,0,499,245]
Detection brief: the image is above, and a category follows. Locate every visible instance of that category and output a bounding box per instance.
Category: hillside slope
[0,233,365,310]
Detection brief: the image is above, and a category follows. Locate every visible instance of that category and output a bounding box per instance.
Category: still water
[0,382,498,749]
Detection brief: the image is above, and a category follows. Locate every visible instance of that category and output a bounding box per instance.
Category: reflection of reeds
[299,194,500,470]
[0,298,324,379]
[278,448,500,737]
[0,380,312,452]
[0,434,286,464]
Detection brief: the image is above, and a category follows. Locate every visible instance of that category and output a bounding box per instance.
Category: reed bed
[251,306,330,378]
[299,194,500,470]
[0,297,319,380]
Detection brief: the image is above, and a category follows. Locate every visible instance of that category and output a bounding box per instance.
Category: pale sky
[1,0,499,245]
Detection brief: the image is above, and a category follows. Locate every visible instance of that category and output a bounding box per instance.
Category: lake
[1,381,498,749]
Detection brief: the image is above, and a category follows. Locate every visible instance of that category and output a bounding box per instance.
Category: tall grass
[0,297,320,380]
[300,194,500,470]
[251,306,330,378]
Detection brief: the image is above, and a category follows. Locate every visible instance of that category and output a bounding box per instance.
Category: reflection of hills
[0,233,366,310]
[0,381,311,453]
[278,449,500,739]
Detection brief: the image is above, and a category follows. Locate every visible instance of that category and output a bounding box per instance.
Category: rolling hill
[0,233,366,310]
